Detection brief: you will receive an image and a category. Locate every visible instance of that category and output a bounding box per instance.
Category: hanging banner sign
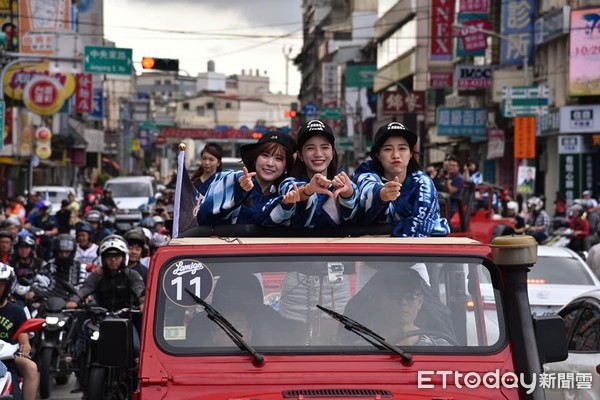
[23,76,66,115]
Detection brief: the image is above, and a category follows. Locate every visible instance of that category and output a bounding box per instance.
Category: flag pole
[172,142,187,238]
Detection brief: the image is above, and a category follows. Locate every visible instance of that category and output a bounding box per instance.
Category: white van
[104,176,157,232]
[32,186,77,215]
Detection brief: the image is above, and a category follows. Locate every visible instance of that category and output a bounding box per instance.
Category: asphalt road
[41,373,81,400]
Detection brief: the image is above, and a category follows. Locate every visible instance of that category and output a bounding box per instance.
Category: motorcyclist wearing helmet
[66,235,144,312]
[99,188,117,211]
[1,217,24,239]
[568,205,590,253]
[506,201,526,234]
[123,228,149,285]
[525,197,552,244]
[139,216,156,234]
[0,264,39,400]
[8,236,46,304]
[75,223,100,268]
[84,210,111,244]
[0,231,13,264]
[35,234,88,301]
[24,200,58,261]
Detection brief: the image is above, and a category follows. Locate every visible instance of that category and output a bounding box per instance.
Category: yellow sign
[131,139,140,152]
[23,76,66,115]
[3,62,76,100]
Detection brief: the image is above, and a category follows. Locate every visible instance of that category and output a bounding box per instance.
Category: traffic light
[251,132,263,139]
[284,110,297,118]
[141,57,179,71]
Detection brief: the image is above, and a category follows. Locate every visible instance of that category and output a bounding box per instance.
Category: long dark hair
[191,144,223,182]
[290,138,339,180]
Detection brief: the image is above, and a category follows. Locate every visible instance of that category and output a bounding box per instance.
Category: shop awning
[0,157,26,165]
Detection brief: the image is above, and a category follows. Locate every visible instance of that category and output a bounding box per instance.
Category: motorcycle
[67,306,140,400]
[0,318,45,399]
[543,226,575,248]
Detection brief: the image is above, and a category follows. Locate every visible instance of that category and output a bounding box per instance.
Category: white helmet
[527,197,544,212]
[507,201,519,212]
[152,215,164,224]
[141,228,153,244]
[0,263,15,301]
[152,232,170,248]
[99,235,129,269]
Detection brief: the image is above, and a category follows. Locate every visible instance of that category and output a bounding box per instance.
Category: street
[41,374,80,400]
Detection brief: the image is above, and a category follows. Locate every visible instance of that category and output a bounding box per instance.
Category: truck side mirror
[98,318,134,368]
[533,315,568,364]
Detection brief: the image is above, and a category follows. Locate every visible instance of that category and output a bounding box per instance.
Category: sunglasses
[388,291,421,302]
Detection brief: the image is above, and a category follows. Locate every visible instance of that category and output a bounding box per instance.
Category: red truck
[98,227,567,400]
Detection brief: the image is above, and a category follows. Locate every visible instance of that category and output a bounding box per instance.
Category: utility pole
[283,46,293,96]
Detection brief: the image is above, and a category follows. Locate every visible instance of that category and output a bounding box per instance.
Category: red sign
[455,19,493,52]
[161,127,257,139]
[23,76,65,115]
[430,0,455,60]
[459,0,490,13]
[382,91,426,114]
[155,136,167,145]
[430,72,453,88]
[75,73,93,113]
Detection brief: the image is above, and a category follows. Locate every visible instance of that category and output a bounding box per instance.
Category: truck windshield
[105,182,152,198]
[156,255,503,354]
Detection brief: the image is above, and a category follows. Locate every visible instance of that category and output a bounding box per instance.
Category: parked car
[528,246,600,317]
[544,289,600,400]
[32,186,77,215]
[104,176,157,232]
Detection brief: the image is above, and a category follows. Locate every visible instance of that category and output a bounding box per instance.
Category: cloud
[127,0,302,27]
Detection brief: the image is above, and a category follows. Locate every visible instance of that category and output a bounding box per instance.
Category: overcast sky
[103,0,303,95]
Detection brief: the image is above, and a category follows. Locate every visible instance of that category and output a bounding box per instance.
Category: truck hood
[114,197,148,211]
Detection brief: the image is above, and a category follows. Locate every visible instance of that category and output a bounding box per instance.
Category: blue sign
[437,107,488,136]
[500,0,534,66]
[303,101,317,117]
[89,89,103,120]
[139,129,151,150]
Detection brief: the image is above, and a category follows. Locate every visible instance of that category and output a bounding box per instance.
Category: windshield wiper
[185,289,264,367]
[317,304,412,365]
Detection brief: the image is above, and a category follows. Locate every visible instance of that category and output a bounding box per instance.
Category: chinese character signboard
[430,72,453,88]
[487,129,505,159]
[382,91,425,114]
[437,107,487,136]
[22,76,66,115]
[569,7,600,96]
[455,15,492,56]
[89,89,103,120]
[75,73,92,113]
[430,0,455,60]
[19,0,71,55]
[459,0,490,13]
[321,62,338,106]
[560,154,580,204]
[502,85,549,117]
[514,116,536,159]
[500,0,534,67]
[84,46,133,75]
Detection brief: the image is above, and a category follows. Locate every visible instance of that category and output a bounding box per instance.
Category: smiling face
[254,145,287,188]
[377,136,412,181]
[300,135,333,178]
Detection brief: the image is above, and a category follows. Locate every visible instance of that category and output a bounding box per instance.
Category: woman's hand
[332,172,353,199]
[283,183,302,205]
[301,173,334,200]
[380,176,401,202]
[238,167,257,192]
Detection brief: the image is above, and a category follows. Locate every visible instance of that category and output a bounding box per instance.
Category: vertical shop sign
[559,154,580,205]
[514,116,536,158]
[430,0,455,60]
[75,73,93,113]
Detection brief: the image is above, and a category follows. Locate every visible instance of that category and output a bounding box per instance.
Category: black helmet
[52,234,76,257]
[14,235,36,249]
[123,228,146,246]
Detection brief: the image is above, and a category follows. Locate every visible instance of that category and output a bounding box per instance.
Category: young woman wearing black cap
[196,130,296,225]
[353,122,449,237]
[261,119,358,228]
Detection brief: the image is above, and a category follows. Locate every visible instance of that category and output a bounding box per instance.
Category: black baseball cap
[370,122,417,155]
[296,119,335,149]
[240,129,296,168]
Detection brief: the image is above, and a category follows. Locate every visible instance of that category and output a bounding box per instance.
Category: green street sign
[319,107,342,120]
[0,101,4,151]
[84,46,133,75]
[346,65,376,88]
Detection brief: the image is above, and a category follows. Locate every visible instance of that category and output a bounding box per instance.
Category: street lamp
[452,23,529,86]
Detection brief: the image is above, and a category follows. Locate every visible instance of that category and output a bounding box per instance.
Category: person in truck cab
[353,122,449,237]
[196,130,296,225]
[342,268,454,346]
[262,119,358,228]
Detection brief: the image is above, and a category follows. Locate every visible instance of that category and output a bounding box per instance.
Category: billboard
[19,0,72,55]
[569,7,600,96]
[500,0,534,67]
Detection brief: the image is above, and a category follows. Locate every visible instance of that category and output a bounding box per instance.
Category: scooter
[0,318,45,399]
